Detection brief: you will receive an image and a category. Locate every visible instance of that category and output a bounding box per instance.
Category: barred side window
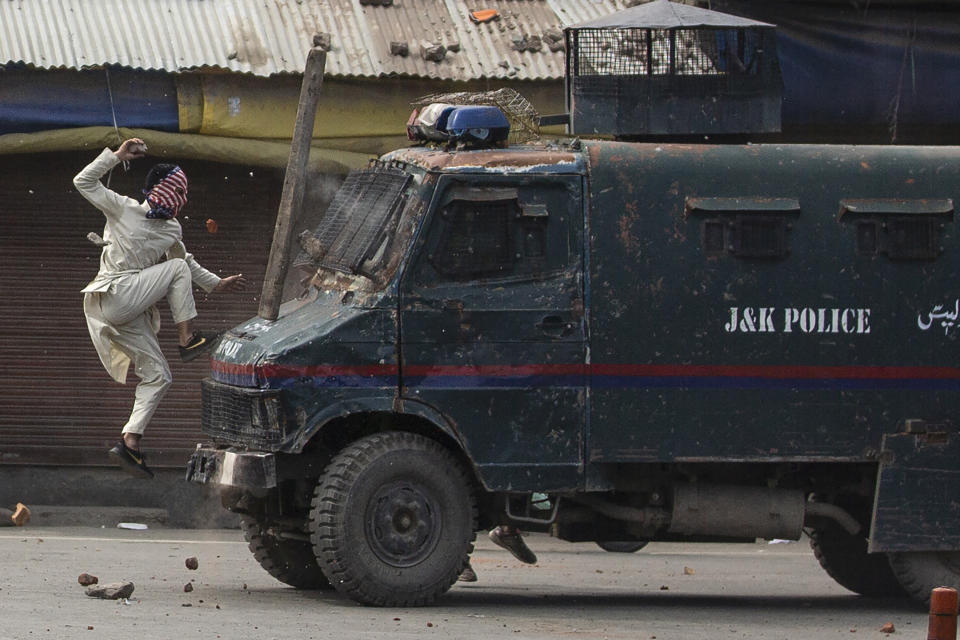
[430,199,516,280]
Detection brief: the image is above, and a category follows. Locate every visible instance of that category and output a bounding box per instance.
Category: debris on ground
[879,622,895,634]
[184,583,194,593]
[185,557,199,570]
[683,566,696,575]
[85,581,135,600]
[117,523,148,530]
[77,573,98,586]
[390,41,409,57]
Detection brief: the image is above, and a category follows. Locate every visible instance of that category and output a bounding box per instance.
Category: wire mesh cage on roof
[412,88,540,144]
[564,0,782,136]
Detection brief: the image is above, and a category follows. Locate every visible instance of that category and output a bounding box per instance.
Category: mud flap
[870,430,960,553]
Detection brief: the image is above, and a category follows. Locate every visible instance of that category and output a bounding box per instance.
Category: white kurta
[75,148,222,435]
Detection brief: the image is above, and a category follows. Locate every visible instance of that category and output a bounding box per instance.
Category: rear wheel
[809,525,905,597]
[310,431,476,606]
[240,516,332,589]
[596,541,648,553]
[888,551,960,605]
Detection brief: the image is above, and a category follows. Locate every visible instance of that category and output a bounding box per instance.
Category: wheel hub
[366,481,441,567]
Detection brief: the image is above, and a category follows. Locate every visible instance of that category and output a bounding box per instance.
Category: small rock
[659,585,669,590]
[446,41,461,53]
[427,622,433,627]
[543,27,563,43]
[77,573,98,586]
[421,42,446,63]
[390,41,409,57]
[85,581,135,600]
[87,626,94,631]
[312,32,332,51]
[182,603,192,607]
[683,566,695,575]
[184,583,194,593]
[185,557,199,570]
[879,622,895,634]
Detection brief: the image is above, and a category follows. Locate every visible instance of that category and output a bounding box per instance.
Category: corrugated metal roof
[0,0,633,81]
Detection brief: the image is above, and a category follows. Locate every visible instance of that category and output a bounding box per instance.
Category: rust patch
[389,146,578,171]
[617,216,632,251]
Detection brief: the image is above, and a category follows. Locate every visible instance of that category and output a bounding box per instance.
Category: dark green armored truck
[188,136,960,606]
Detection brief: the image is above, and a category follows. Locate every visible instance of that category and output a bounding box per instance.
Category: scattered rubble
[879,622,895,634]
[85,581,135,600]
[683,566,695,575]
[359,0,392,5]
[312,32,332,51]
[184,583,194,593]
[185,557,199,570]
[390,41,409,57]
[470,9,499,24]
[421,42,446,63]
[511,34,542,53]
[542,28,564,52]
[77,573,98,586]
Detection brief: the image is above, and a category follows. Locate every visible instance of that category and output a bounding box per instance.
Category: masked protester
[74,138,249,479]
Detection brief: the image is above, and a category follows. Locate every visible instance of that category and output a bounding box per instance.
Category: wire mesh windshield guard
[297,161,411,277]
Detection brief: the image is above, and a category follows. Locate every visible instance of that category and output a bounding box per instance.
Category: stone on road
[0,528,927,640]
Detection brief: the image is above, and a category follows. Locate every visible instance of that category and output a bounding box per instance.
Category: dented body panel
[192,140,960,556]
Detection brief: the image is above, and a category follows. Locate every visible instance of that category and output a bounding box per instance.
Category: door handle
[537,315,573,337]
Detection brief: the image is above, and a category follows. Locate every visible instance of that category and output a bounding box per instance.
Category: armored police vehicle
[187,103,960,606]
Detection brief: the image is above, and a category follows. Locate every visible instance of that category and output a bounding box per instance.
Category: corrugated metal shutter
[0,151,287,468]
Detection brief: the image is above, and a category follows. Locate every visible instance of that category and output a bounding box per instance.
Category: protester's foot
[179,331,218,362]
[108,442,154,479]
[11,503,30,527]
[458,562,478,582]
[489,526,537,564]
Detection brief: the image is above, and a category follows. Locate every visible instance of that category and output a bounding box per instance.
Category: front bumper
[185,445,277,489]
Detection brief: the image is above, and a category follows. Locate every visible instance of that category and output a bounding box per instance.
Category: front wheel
[310,431,477,606]
[888,551,960,605]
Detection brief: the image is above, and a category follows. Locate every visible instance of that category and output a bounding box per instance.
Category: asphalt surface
[0,528,927,640]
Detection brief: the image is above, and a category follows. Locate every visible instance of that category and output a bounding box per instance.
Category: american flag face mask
[144,167,188,219]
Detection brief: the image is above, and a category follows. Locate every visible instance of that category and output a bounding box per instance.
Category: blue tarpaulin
[0,68,178,134]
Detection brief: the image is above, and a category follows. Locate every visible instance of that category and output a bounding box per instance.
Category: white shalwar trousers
[96,259,198,435]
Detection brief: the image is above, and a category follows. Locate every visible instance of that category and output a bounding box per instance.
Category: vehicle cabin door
[399,174,585,492]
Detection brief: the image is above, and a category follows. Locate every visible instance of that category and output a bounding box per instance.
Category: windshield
[294,162,426,294]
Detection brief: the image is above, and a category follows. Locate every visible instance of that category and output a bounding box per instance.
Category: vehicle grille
[200,378,285,450]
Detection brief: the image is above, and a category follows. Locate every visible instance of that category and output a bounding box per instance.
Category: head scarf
[144,166,188,219]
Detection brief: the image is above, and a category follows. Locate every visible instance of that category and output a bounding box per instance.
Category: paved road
[0,528,925,640]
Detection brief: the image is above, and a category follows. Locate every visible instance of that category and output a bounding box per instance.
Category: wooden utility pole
[258,47,326,321]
